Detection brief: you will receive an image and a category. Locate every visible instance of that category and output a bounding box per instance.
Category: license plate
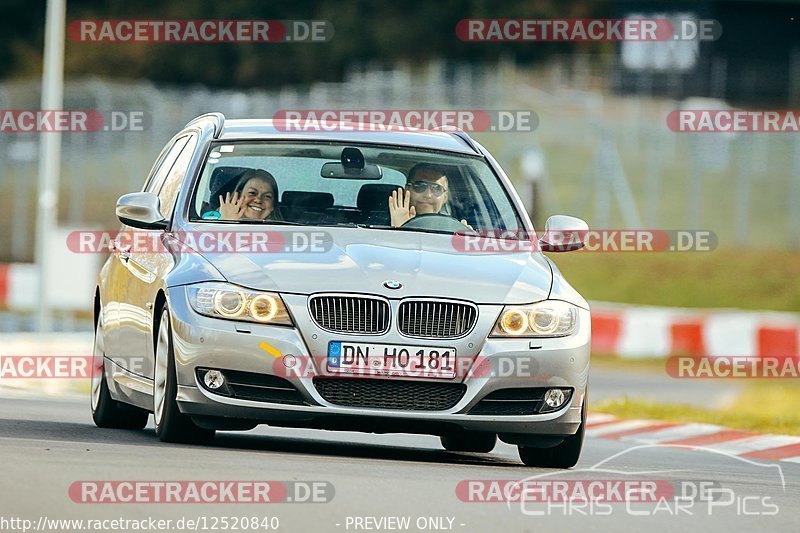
[327,341,457,379]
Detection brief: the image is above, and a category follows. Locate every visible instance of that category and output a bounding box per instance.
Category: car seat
[356,183,400,225]
[199,166,250,217]
[281,191,335,223]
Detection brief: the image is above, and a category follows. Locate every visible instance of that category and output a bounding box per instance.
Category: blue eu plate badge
[328,342,342,367]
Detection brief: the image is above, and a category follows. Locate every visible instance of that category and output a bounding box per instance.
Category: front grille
[468,388,572,416]
[309,295,390,334]
[197,368,307,405]
[397,300,477,338]
[313,378,466,411]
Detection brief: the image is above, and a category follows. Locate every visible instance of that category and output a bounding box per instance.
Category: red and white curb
[591,302,800,359]
[0,263,37,310]
[587,413,800,464]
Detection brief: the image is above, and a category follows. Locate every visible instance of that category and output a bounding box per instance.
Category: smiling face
[408,168,449,215]
[240,177,275,220]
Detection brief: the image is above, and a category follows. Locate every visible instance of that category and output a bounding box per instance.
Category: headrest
[281,191,335,210]
[356,183,400,211]
[206,167,251,209]
[209,167,251,196]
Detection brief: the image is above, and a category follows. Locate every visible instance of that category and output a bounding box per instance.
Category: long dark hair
[234,169,282,221]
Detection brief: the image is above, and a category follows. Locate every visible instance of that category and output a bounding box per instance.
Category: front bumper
[168,286,591,439]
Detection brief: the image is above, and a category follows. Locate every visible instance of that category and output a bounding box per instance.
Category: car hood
[187,226,552,304]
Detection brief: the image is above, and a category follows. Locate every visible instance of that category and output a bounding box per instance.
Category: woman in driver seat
[388,163,470,228]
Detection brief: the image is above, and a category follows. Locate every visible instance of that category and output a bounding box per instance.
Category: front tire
[153,305,215,444]
[91,314,149,430]
[518,393,586,468]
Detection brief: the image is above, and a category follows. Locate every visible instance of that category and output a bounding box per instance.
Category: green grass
[550,250,800,312]
[594,380,800,436]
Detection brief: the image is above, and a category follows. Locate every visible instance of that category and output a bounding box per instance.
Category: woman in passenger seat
[214,169,283,221]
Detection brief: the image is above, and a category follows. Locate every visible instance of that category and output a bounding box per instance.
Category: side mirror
[538,215,588,252]
[116,192,168,230]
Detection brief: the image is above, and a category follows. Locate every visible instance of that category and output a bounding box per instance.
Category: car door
[123,134,199,380]
[104,135,190,373]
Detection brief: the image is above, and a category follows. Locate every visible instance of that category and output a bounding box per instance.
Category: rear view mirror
[321,146,383,179]
[321,162,383,180]
[538,215,588,252]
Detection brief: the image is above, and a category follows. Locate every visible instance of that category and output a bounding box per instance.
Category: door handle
[113,240,131,260]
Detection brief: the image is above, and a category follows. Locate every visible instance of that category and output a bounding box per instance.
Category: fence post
[734,138,751,246]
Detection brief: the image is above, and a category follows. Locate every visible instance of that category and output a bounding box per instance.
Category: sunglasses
[409,180,448,196]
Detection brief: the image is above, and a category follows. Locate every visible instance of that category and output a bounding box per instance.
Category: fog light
[203,370,225,390]
[543,388,566,409]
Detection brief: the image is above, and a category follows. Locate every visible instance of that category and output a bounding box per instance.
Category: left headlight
[491,300,578,337]
[187,282,293,326]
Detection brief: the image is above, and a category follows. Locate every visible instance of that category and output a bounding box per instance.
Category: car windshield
[189,141,523,233]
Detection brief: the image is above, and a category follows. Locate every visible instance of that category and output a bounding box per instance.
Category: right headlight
[187,282,293,326]
[491,300,578,337]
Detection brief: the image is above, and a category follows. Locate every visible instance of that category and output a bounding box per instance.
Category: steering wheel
[400,212,477,234]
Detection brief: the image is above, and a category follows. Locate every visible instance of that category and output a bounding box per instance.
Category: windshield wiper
[314,222,361,228]
[207,219,305,226]
[212,219,369,228]
[361,224,393,230]
[361,224,458,235]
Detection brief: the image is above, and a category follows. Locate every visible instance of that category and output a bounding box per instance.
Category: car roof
[209,119,482,155]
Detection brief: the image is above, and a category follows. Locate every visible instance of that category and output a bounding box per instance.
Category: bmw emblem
[383,280,402,290]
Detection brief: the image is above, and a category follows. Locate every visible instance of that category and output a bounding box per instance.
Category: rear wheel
[518,393,586,468]
[440,429,497,453]
[153,305,215,444]
[90,314,149,430]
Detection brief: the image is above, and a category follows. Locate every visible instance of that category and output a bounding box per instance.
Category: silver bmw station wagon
[91,113,591,468]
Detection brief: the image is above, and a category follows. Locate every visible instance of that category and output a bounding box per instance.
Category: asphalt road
[0,393,797,533]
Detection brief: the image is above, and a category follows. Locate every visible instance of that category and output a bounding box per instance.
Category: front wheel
[90,314,149,430]
[518,393,586,468]
[518,424,584,468]
[153,305,215,444]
